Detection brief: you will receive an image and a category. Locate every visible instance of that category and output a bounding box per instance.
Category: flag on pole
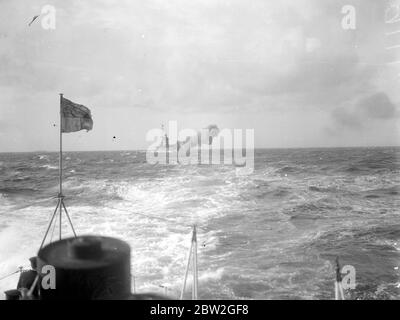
[61,97,93,133]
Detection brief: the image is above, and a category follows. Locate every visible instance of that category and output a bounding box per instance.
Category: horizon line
[1,145,399,154]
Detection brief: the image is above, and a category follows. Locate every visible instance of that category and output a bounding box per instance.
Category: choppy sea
[0,147,399,299]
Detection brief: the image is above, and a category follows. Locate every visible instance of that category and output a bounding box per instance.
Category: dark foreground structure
[5,236,168,300]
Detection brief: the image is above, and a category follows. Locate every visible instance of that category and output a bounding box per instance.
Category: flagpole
[39,93,79,249]
[59,93,63,240]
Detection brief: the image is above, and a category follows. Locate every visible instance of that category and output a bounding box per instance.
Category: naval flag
[61,97,93,133]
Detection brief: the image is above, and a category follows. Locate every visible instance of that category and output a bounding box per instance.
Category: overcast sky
[0,0,399,151]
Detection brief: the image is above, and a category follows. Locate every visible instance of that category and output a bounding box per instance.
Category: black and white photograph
[0,0,399,307]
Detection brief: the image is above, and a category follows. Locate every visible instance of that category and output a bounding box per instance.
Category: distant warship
[155,124,220,154]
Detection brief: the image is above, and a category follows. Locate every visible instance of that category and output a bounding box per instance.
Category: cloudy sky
[0,0,399,151]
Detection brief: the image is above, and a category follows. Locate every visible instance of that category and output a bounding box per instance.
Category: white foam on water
[0,225,39,298]
[0,202,78,298]
[198,267,225,282]
[40,164,57,170]
[0,194,11,211]
[23,200,222,295]
[2,148,398,299]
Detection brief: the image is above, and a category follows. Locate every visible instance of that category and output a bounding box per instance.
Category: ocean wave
[0,148,399,299]
[40,164,57,170]
[3,176,32,183]
[198,268,225,283]
[252,186,291,200]
[341,156,398,175]
[363,186,400,198]
[37,155,49,160]
[275,166,299,175]
[301,224,400,299]
[344,165,364,173]
[307,225,400,262]
[308,185,339,193]
[286,201,336,215]
[0,187,38,196]
[14,165,35,172]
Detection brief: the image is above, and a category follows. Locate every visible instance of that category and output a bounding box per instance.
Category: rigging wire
[0,270,20,281]
[109,205,208,232]
[49,211,58,243]
[0,266,30,282]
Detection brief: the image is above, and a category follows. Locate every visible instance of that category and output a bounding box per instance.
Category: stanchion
[335,257,345,300]
[180,225,199,300]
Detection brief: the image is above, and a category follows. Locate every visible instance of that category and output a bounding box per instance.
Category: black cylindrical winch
[37,235,131,300]
[4,289,21,300]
